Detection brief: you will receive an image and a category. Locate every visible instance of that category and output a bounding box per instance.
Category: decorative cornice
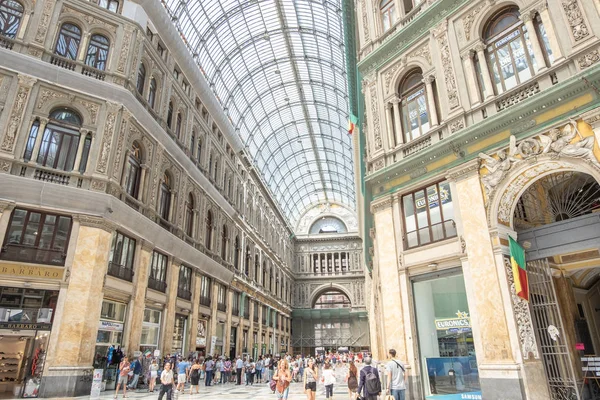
[0,200,15,213]
[140,239,155,252]
[76,215,117,233]
[445,159,480,182]
[370,196,393,214]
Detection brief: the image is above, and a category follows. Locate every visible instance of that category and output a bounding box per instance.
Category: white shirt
[322,369,336,386]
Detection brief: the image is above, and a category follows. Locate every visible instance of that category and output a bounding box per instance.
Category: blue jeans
[390,389,406,400]
[205,370,213,386]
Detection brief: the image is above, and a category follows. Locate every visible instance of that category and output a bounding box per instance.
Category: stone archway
[309,283,354,309]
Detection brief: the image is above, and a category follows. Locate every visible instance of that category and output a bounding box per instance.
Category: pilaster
[161,259,180,354]
[188,271,202,352]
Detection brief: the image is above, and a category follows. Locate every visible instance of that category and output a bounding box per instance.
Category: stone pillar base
[479,363,524,400]
[39,366,94,398]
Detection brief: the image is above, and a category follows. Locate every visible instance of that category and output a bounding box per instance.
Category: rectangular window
[200,275,211,306]
[2,208,72,266]
[141,308,161,351]
[177,265,192,300]
[148,251,168,292]
[107,232,136,281]
[95,299,126,368]
[402,181,456,249]
[217,284,226,311]
[232,292,240,316]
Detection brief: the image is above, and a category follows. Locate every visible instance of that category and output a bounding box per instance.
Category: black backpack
[365,367,381,395]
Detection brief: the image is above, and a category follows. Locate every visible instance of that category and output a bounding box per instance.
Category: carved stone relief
[462,3,484,42]
[150,145,164,207]
[96,103,120,174]
[435,27,460,110]
[503,257,539,359]
[360,0,370,43]
[35,0,56,44]
[79,100,100,125]
[117,26,134,74]
[112,112,131,180]
[62,5,117,35]
[369,83,383,150]
[577,49,600,69]
[37,88,68,111]
[1,75,36,153]
[561,0,589,42]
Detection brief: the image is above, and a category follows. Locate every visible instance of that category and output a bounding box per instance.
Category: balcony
[0,35,15,50]
[232,307,240,317]
[107,262,134,282]
[33,169,70,185]
[200,296,211,307]
[0,244,66,266]
[47,52,111,82]
[148,277,167,293]
[177,287,192,301]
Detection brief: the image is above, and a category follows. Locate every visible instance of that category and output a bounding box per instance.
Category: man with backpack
[386,349,406,400]
[357,356,381,400]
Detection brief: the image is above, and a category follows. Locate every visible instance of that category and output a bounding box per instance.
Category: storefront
[140,308,161,354]
[172,314,188,355]
[195,319,207,356]
[0,287,58,398]
[413,270,481,400]
[213,322,224,355]
[93,299,127,391]
[229,327,237,359]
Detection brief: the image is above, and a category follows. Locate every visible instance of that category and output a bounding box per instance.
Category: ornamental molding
[370,196,393,214]
[577,49,600,70]
[436,30,460,110]
[479,121,600,202]
[76,215,117,233]
[0,200,15,213]
[503,257,539,360]
[560,0,589,42]
[368,83,383,151]
[35,0,56,44]
[462,3,484,42]
[445,159,480,182]
[117,25,135,74]
[1,78,35,153]
[61,5,118,34]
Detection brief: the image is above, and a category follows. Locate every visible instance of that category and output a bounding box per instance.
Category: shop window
[148,251,168,292]
[54,23,81,60]
[147,77,157,108]
[402,181,456,248]
[23,120,40,162]
[483,7,539,94]
[136,63,146,95]
[200,275,211,306]
[380,0,395,32]
[177,265,192,300]
[205,210,213,250]
[85,34,110,71]
[94,299,126,376]
[107,231,136,282]
[217,284,226,311]
[37,108,83,172]
[124,142,142,199]
[413,271,481,398]
[0,0,23,39]
[98,0,119,13]
[172,314,188,354]
[400,69,430,143]
[221,224,228,261]
[2,208,72,266]
[158,173,171,222]
[140,308,161,353]
[185,193,194,237]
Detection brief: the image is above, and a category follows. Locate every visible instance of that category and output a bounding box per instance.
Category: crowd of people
[113,349,406,400]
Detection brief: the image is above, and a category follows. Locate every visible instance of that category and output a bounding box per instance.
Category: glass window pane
[496,44,516,90]
[23,212,41,246]
[38,215,56,249]
[512,35,532,83]
[6,209,27,244]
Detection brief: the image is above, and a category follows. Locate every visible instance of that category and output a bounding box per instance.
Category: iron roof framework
[161,0,355,224]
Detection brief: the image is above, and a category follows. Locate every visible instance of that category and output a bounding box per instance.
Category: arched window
[23,120,40,162]
[136,63,146,94]
[400,70,429,142]
[98,0,119,12]
[158,173,171,221]
[147,78,157,108]
[483,7,538,94]
[166,101,174,128]
[244,246,250,276]
[175,113,182,138]
[221,225,228,260]
[0,0,24,39]
[196,137,203,164]
[205,210,213,250]
[124,142,142,198]
[234,235,240,270]
[54,23,81,60]
[85,34,110,71]
[37,108,82,171]
[185,193,194,237]
[190,133,196,157]
[313,290,351,309]
[380,0,396,32]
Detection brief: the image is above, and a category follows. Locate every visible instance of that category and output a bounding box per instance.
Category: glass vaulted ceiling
[162,0,355,224]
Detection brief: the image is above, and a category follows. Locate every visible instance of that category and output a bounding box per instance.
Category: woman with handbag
[188,359,201,394]
[303,358,318,400]
[273,359,292,400]
[346,361,359,400]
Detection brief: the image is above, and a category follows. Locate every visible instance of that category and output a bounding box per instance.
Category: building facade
[355,0,600,399]
[0,0,296,397]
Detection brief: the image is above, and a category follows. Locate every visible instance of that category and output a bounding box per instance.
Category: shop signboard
[210,336,217,354]
[154,350,160,358]
[90,369,103,399]
[98,321,124,332]
[0,263,65,280]
[435,311,471,331]
[0,322,51,330]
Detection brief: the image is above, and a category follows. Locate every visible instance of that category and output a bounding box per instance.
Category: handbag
[385,395,395,400]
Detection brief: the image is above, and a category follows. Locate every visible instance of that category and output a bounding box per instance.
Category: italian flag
[348,114,358,135]
[509,236,529,301]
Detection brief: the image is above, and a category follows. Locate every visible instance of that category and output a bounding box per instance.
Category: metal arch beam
[279,186,353,215]
[272,171,356,199]
[267,162,355,197]
[260,148,354,178]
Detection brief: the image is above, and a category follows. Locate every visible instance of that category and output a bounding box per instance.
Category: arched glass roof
[161,0,355,223]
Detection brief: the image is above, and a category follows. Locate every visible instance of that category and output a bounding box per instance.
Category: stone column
[257,304,263,355]
[208,280,219,353]
[446,161,522,400]
[161,259,180,354]
[461,50,481,106]
[391,98,403,146]
[40,218,114,398]
[30,117,49,163]
[124,240,153,352]
[537,4,564,63]
[423,76,439,127]
[475,44,495,100]
[138,165,148,201]
[120,149,131,188]
[168,191,176,222]
[73,129,89,172]
[224,289,233,356]
[77,33,91,62]
[188,272,202,352]
[385,103,395,149]
[248,298,255,352]
[522,13,547,73]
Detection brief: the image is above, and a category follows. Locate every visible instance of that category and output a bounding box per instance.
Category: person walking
[357,357,381,400]
[158,362,174,400]
[189,359,201,394]
[255,356,263,383]
[273,359,292,400]
[322,362,336,399]
[204,356,215,386]
[235,356,244,385]
[175,357,190,392]
[114,356,130,399]
[386,349,406,400]
[345,360,358,400]
[148,358,159,393]
[303,358,318,400]
[127,356,142,391]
